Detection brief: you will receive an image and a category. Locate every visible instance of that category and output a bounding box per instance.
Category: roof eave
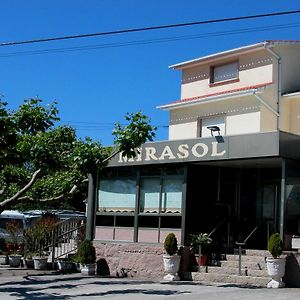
[157,87,265,111]
[169,42,268,70]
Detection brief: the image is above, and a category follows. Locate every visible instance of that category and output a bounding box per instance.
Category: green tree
[0,99,156,211]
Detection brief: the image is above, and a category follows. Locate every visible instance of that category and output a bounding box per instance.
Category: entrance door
[261,183,278,234]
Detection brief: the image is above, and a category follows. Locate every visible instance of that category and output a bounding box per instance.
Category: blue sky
[1,1,300,145]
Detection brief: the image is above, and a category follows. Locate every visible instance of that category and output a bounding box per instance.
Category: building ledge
[158,82,273,110]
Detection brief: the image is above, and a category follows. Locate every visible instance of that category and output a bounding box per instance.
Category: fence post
[51,228,56,270]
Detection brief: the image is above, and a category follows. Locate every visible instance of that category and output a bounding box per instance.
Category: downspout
[265,45,282,130]
[265,45,285,242]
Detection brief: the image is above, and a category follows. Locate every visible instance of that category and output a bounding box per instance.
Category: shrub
[77,240,96,264]
[268,233,283,258]
[164,233,178,256]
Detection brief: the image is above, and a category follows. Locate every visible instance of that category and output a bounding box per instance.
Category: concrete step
[205,266,269,277]
[226,254,266,263]
[241,249,270,257]
[185,272,270,287]
[0,265,58,277]
[218,259,266,269]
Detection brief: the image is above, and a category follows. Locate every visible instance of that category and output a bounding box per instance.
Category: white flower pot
[0,254,8,265]
[81,263,95,276]
[291,237,300,250]
[8,255,22,267]
[163,254,181,281]
[33,257,48,270]
[266,257,286,288]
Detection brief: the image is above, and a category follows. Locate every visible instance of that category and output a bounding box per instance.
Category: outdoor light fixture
[207,126,221,136]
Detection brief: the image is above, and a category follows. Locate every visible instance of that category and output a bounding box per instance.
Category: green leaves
[1,99,156,211]
[113,111,156,157]
[14,98,59,135]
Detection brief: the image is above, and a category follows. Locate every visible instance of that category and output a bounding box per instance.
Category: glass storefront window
[140,178,160,213]
[98,177,136,212]
[97,166,184,243]
[161,177,182,213]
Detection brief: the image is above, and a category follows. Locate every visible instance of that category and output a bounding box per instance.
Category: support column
[279,159,286,240]
[181,165,188,245]
[86,172,98,241]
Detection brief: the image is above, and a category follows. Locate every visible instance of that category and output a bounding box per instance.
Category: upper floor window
[210,61,239,85]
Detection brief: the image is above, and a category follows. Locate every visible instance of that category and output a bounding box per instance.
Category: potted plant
[162,233,181,281]
[189,233,212,267]
[266,233,286,288]
[77,240,96,275]
[0,239,8,265]
[30,214,58,270]
[5,221,23,267]
[23,228,35,269]
[57,257,74,273]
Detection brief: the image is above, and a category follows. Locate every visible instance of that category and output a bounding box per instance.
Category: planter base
[81,264,95,276]
[266,257,286,289]
[267,279,285,288]
[163,273,180,281]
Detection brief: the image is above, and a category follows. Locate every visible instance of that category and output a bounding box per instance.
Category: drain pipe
[265,45,282,130]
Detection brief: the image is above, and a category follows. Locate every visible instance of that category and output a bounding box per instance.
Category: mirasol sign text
[118,141,226,163]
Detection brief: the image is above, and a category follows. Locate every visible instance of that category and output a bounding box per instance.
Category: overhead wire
[0,22,299,58]
[0,9,300,47]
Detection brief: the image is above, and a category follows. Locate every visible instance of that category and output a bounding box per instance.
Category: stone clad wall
[94,242,165,279]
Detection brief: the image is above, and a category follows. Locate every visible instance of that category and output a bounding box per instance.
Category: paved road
[0,274,299,299]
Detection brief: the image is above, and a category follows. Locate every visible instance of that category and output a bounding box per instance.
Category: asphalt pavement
[0,274,299,299]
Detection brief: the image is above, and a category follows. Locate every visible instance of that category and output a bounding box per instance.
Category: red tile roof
[159,82,273,108]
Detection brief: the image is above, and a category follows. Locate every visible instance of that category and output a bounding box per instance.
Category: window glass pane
[213,62,238,83]
[140,177,160,213]
[161,177,182,213]
[286,183,300,233]
[98,177,136,212]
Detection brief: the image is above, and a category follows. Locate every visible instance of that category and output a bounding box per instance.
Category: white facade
[158,41,300,140]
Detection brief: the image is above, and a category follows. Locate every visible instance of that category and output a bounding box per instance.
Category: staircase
[184,249,270,287]
[28,218,86,266]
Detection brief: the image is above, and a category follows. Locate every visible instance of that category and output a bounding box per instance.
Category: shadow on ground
[0,276,191,299]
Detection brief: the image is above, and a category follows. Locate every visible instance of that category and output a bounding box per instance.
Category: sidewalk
[0,273,299,299]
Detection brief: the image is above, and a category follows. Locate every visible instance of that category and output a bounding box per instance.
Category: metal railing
[236,220,274,276]
[208,217,231,250]
[25,218,86,268]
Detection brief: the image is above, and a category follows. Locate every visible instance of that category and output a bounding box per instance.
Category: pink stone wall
[94,242,165,279]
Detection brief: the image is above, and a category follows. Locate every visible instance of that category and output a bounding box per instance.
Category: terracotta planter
[195,254,208,266]
[163,254,181,281]
[266,257,286,288]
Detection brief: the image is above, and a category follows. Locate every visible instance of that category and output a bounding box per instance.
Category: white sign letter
[211,142,226,157]
[145,147,158,161]
[159,146,176,160]
[177,144,189,159]
[191,143,208,158]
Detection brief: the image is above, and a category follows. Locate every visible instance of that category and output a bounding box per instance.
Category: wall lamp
[207,126,221,136]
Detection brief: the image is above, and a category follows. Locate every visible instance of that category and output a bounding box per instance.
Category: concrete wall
[289,97,300,135]
[181,50,274,100]
[275,45,300,94]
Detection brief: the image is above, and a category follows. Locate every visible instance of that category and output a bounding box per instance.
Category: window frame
[209,61,239,86]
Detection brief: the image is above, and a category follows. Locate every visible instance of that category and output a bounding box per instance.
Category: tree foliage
[0,99,156,211]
